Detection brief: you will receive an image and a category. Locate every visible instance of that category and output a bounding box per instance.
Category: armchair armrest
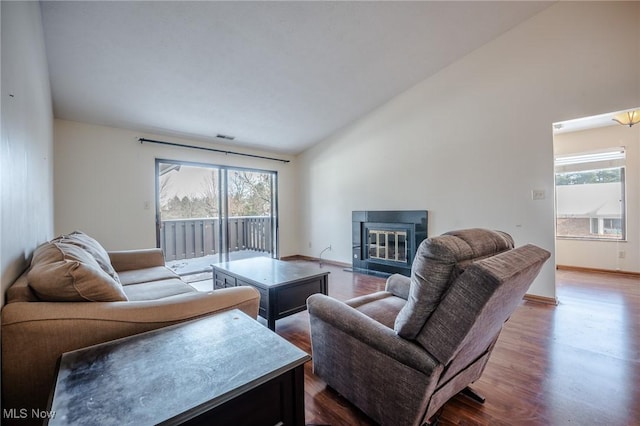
[307,294,438,374]
[385,273,411,299]
[108,248,166,272]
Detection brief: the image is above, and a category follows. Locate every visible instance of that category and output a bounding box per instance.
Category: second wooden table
[212,257,329,330]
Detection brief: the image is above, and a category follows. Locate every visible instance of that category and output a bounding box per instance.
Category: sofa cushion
[394,229,513,339]
[55,231,121,284]
[122,278,196,301]
[5,274,39,303]
[27,242,128,302]
[117,266,181,286]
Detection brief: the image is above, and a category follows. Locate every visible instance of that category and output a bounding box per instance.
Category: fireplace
[352,210,428,277]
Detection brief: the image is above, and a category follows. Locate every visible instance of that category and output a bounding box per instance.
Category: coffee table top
[48,310,310,425]
[213,257,329,288]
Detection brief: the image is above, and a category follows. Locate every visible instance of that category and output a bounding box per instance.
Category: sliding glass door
[224,169,277,258]
[156,160,277,274]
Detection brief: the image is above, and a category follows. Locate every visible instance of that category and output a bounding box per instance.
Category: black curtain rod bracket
[138,138,290,164]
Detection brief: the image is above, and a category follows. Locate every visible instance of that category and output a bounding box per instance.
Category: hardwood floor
[271,261,640,426]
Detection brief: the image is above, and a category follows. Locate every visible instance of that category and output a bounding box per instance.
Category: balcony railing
[160,216,272,262]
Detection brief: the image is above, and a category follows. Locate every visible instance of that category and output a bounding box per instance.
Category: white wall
[1,1,54,303]
[1,1,54,405]
[54,120,299,256]
[555,124,640,272]
[296,1,640,299]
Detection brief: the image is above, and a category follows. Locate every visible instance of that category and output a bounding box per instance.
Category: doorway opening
[552,108,639,275]
[156,159,278,277]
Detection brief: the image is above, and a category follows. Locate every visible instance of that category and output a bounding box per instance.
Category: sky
[160,164,216,199]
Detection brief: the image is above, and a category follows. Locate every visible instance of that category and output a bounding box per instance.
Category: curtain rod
[138,138,290,164]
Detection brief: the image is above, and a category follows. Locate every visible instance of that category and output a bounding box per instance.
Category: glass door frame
[155,158,279,262]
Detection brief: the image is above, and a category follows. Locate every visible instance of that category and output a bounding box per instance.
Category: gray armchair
[307,229,550,426]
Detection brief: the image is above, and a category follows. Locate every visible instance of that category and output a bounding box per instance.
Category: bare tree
[228,171,271,216]
[159,174,173,210]
[201,170,219,217]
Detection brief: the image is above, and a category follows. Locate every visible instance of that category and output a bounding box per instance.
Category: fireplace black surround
[352,210,428,277]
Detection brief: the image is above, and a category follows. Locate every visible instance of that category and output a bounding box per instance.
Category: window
[555,149,626,240]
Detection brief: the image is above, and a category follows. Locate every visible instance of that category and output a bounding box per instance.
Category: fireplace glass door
[367,229,408,264]
[353,211,427,277]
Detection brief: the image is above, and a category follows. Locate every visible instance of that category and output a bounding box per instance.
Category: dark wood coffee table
[46,310,310,425]
[212,257,329,330]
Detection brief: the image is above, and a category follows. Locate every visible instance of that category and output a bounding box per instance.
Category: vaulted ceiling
[41,1,553,154]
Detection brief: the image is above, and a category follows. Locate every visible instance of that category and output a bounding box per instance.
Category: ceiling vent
[216,134,235,141]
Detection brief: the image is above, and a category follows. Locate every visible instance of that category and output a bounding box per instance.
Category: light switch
[531,189,545,200]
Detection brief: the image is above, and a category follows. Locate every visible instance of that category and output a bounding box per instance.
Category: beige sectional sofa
[1,232,260,422]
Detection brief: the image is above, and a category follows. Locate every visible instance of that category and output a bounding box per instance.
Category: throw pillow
[55,231,121,284]
[28,242,128,302]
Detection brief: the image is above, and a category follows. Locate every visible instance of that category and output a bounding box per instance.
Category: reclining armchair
[307,228,550,425]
